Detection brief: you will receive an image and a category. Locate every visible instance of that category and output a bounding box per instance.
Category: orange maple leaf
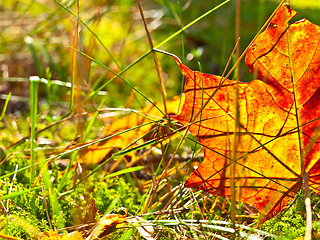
[172,3,320,223]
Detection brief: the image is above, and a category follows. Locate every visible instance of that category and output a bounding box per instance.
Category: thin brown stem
[235,0,241,81]
[70,0,80,109]
[40,176,53,229]
[231,1,241,238]
[7,164,18,211]
[136,0,167,116]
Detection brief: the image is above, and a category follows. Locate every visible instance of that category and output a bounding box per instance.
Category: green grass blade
[105,195,120,214]
[155,0,231,48]
[103,166,145,180]
[0,92,11,121]
[57,150,77,192]
[41,157,64,228]
[83,100,104,140]
[25,37,43,77]
[0,186,41,201]
[29,76,39,187]
[73,48,165,116]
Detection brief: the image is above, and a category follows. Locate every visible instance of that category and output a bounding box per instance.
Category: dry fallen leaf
[128,216,154,240]
[85,212,127,240]
[77,96,183,164]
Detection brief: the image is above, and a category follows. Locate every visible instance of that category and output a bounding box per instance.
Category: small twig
[137,207,189,217]
[40,176,53,229]
[70,0,80,109]
[191,190,205,220]
[153,48,182,63]
[6,164,18,212]
[0,232,21,240]
[132,153,203,166]
[136,0,167,116]
[0,201,8,215]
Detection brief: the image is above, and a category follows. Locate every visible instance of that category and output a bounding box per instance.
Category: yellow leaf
[61,231,84,240]
[86,213,127,239]
[37,230,61,240]
[77,96,183,164]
